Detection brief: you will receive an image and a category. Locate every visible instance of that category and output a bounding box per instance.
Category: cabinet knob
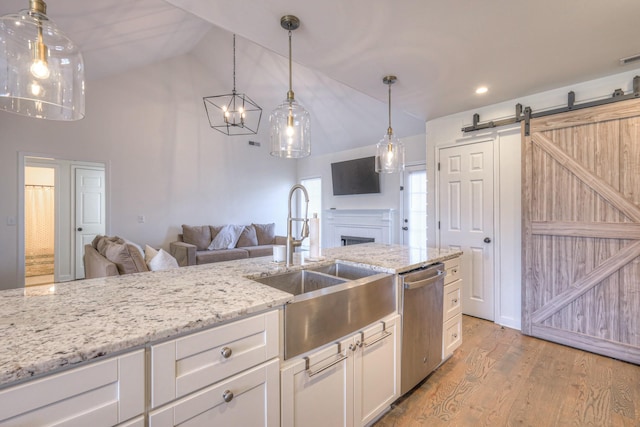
[452,333,458,339]
[221,347,232,358]
[222,390,234,403]
[452,269,458,274]
[77,227,83,232]
[349,341,360,352]
[452,298,458,304]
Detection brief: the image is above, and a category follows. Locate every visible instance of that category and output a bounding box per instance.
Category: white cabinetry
[150,310,280,427]
[443,257,462,358]
[0,350,144,426]
[281,314,400,427]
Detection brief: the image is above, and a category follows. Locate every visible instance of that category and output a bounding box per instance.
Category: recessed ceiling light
[475,86,488,95]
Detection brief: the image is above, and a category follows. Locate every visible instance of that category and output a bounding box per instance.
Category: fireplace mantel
[324,209,396,248]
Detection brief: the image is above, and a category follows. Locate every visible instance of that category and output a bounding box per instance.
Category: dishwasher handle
[403,270,445,290]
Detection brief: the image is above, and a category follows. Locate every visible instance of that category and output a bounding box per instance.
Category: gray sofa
[170,223,286,267]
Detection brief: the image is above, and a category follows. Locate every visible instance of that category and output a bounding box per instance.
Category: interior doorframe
[18,152,109,286]
[434,135,500,323]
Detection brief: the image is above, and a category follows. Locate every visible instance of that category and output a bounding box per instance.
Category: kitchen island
[0,243,461,426]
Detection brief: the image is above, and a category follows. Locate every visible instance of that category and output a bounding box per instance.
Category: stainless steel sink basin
[252,262,395,359]
[308,262,380,280]
[253,269,347,295]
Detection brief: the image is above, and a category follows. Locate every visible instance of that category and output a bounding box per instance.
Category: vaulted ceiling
[3,0,640,153]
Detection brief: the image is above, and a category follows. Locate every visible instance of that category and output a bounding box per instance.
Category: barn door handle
[77,227,83,232]
[484,237,491,243]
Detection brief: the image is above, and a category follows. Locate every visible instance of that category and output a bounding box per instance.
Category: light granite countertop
[0,243,461,387]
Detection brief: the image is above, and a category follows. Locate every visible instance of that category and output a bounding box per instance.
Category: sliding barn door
[522,99,640,364]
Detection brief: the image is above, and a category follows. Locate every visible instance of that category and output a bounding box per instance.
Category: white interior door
[75,167,106,279]
[401,164,427,248]
[438,141,494,321]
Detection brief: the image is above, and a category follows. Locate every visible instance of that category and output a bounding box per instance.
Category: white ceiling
[3,0,640,153]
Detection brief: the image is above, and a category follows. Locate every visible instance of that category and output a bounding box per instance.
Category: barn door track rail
[462,76,640,135]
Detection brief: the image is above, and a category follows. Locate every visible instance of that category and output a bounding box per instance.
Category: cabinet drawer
[150,358,279,427]
[0,350,144,426]
[151,310,279,408]
[443,314,462,358]
[443,257,460,286]
[443,280,462,321]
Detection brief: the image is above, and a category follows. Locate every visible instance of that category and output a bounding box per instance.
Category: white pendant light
[375,75,405,173]
[0,0,85,121]
[270,15,311,158]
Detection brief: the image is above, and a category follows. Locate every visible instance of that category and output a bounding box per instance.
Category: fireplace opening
[341,235,375,246]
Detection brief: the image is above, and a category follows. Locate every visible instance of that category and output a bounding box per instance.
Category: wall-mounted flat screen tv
[331,156,380,196]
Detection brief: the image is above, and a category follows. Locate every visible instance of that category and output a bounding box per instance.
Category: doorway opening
[19,154,107,287]
[24,165,56,286]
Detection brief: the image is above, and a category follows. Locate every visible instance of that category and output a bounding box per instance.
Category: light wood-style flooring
[375,316,640,427]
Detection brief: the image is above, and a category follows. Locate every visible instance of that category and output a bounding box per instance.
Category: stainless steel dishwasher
[400,262,445,395]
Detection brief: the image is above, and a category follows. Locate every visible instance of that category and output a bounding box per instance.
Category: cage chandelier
[203,34,262,135]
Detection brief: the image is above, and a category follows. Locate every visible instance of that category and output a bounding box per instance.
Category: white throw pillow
[144,245,158,264]
[147,248,179,271]
[207,224,245,250]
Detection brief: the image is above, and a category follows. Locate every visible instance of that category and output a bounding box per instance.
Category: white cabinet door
[353,315,400,427]
[0,350,144,427]
[149,359,279,427]
[281,338,353,427]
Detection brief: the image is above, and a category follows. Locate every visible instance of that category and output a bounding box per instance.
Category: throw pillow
[207,224,245,250]
[144,245,158,264]
[253,223,276,245]
[236,225,258,247]
[210,225,224,242]
[147,249,179,271]
[182,225,212,251]
[101,239,149,274]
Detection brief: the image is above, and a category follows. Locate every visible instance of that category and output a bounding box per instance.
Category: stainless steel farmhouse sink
[253,262,395,359]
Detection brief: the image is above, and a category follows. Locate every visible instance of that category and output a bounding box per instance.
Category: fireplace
[324,209,395,248]
[341,235,375,246]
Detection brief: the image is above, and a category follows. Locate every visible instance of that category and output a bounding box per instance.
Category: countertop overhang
[0,243,461,387]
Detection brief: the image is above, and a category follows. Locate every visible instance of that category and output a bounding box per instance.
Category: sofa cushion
[196,248,248,264]
[236,225,258,248]
[241,245,277,258]
[182,225,211,251]
[96,236,148,274]
[253,223,276,245]
[208,224,244,250]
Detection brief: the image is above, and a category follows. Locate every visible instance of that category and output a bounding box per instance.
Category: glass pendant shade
[0,1,85,120]
[375,75,405,173]
[269,97,310,158]
[270,15,311,158]
[376,131,405,173]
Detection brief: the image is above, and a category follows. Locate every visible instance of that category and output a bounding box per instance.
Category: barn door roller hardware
[462,76,640,135]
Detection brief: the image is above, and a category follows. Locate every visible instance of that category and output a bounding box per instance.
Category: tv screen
[331,156,380,196]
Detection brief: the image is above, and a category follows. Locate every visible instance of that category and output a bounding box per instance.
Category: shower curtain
[25,185,55,277]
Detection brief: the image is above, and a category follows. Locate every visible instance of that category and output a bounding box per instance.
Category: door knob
[484,237,491,243]
[77,227,83,232]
